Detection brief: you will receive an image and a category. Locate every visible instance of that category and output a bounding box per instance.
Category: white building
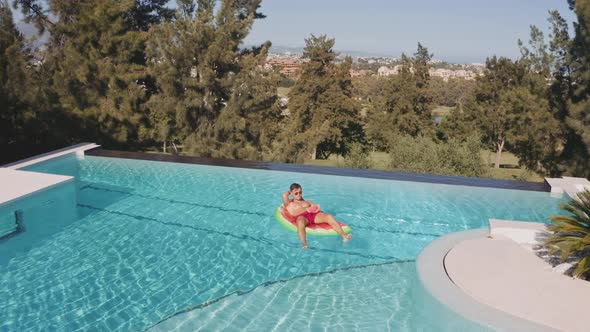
[377,65,404,76]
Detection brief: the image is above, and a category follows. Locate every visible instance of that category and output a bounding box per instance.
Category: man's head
[290,183,303,201]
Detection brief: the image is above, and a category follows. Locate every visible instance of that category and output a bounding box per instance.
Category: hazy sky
[244,0,577,63]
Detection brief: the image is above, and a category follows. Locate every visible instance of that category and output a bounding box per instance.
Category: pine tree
[44,1,153,147]
[462,54,562,172]
[0,1,25,148]
[547,9,576,173]
[125,0,175,32]
[565,0,590,177]
[146,0,277,159]
[468,57,523,168]
[366,43,434,148]
[214,43,283,160]
[518,25,553,77]
[282,35,362,162]
[0,1,35,162]
[11,0,173,149]
[437,91,477,143]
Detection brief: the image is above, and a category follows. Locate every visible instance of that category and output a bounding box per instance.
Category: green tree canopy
[9,0,176,151]
[0,0,32,159]
[365,43,434,149]
[282,34,362,162]
[565,0,590,177]
[0,1,68,163]
[460,57,507,166]
[146,0,280,160]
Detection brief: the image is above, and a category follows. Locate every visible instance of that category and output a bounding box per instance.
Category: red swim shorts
[301,211,319,225]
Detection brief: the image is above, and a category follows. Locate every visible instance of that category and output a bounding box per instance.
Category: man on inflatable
[282,183,352,249]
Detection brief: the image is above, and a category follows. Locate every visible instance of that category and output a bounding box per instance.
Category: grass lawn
[304,149,543,182]
[480,149,519,167]
[431,105,454,116]
[277,87,291,98]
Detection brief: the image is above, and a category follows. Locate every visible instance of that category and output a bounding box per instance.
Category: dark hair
[290,183,301,191]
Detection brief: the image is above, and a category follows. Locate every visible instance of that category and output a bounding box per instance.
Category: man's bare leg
[316,213,352,242]
[296,216,309,249]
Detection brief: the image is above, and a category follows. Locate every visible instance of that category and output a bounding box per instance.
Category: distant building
[454,69,467,78]
[349,69,369,77]
[429,68,478,81]
[377,66,398,76]
[376,65,478,81]
[377,65,407,76]
[429,69,452,80]
[267,58,302,79]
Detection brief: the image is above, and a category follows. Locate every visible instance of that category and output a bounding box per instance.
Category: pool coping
[86,149,548,192]
[416,229,559,332]
[0,144,99,209]
[3,143,100,169]
[0,169,74,208]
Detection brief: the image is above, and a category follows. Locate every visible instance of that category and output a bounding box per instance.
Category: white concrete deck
[0,144,97,206]
[0,168,73,206]
[545,176,590,200]
[444,219,590,332]
[3,142,99,170]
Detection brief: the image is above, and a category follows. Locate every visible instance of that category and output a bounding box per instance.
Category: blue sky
[244,0,577,63]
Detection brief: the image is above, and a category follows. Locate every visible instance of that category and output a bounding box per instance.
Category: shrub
[388,134,487,177]
[444,134,488,177]
[545,190,590,278]
[344,143,371,169]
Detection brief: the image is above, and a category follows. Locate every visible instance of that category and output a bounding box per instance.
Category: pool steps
[0,210,22,239]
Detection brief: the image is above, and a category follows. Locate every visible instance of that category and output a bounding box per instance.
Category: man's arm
[282,191,291,207]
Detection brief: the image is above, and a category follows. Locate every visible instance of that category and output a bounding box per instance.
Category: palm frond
[574,257,590,278]
[545,190,590,278]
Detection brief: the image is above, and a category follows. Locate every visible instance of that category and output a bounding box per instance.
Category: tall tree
[43,0,150,147]
[0,0,32,161]
[498,86,560,172]
[124,0,174,32]
[213,44,283,160]
[513,24,568,174]
[10,0,174,149]
[437,90,478,142]
[282,34,362,162]
[468,57,524,168]
[518,25,553,77]
[549,10,574,79]
[464,53,562,172]
[565,0,590,177]
[547,9,574,150]
[365,43,434,149]
[146,0,279,159]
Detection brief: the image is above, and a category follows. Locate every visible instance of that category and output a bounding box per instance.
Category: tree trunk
[311,146,317,160]
[163,141,167,153]
[172,142,178,154]
[495,138,505,169]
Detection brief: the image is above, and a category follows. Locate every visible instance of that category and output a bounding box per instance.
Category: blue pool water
[0,154,565,331]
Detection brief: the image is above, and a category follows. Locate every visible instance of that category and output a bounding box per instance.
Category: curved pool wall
[417,229,558,331]
[0,150,565,330]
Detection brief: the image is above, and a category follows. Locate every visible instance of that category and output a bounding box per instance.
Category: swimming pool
[0,153,564,331]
